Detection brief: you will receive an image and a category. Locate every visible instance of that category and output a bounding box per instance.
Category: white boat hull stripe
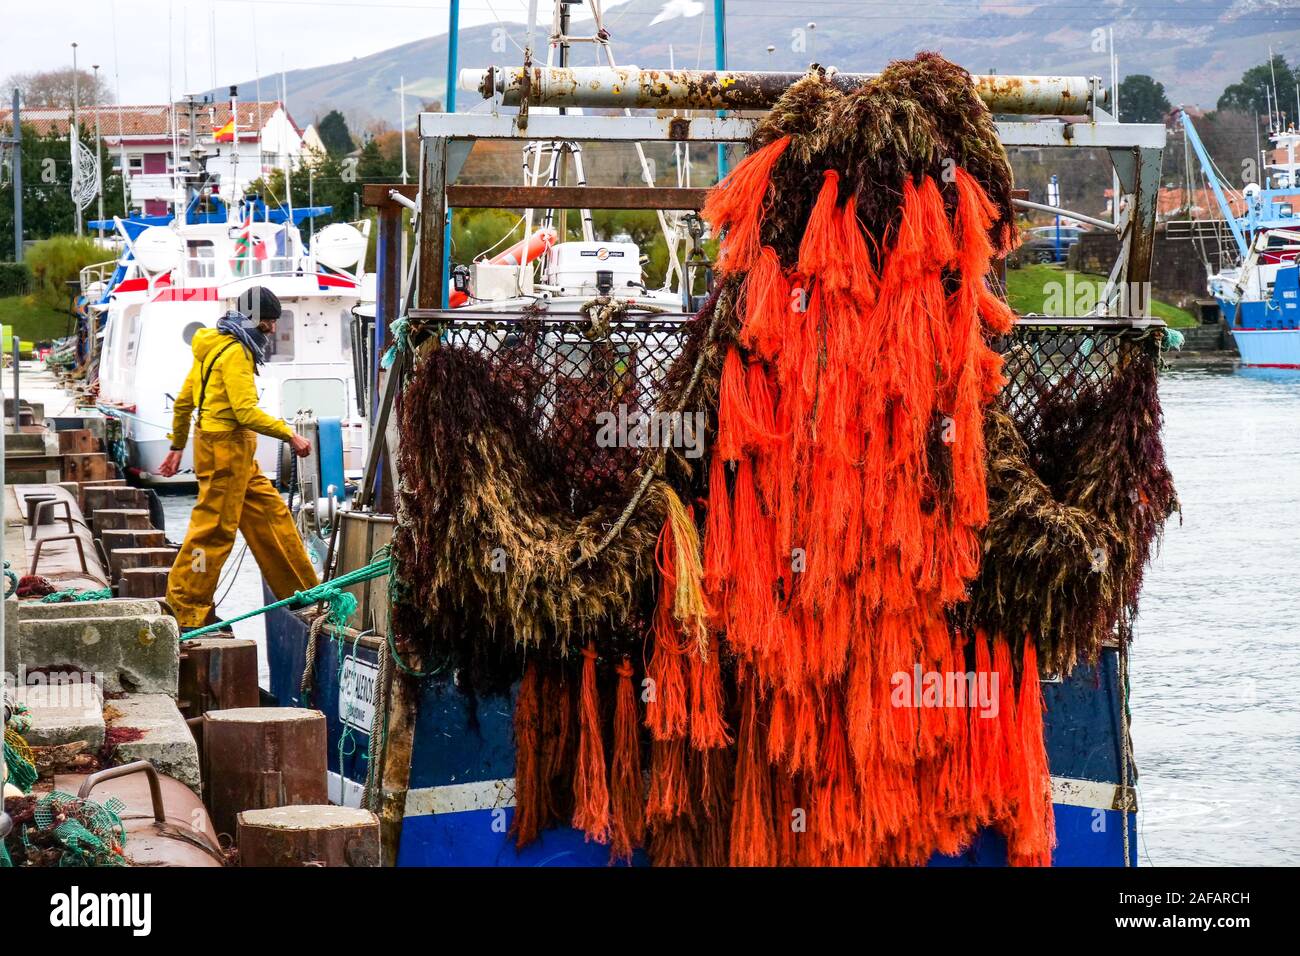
[391,775,1135,817]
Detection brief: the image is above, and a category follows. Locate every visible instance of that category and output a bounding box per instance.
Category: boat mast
[1178,109,1249,258]
[229,85,239,221]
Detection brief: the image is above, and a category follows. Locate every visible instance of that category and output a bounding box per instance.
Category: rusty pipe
[465,66,1105,116]
[78,760,166,825]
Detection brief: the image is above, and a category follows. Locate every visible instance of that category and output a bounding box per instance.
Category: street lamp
[71,42,80,234]
[92,64,104,237]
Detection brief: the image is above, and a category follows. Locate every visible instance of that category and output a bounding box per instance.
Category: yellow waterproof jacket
[168,327,294,450]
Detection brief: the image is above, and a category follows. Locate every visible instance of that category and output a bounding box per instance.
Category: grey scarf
[216,311,268,369]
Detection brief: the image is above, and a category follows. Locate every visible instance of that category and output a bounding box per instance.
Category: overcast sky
[6,0,636,103]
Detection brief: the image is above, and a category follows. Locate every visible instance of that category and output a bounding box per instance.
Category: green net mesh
[28,791,128,867]
[4,728,37,794]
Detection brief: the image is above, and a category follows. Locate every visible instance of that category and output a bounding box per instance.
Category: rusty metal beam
[362,183,418,208]
[445,184,710,210]
[467,66,1105,117]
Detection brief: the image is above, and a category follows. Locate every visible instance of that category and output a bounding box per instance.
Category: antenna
[400,76,408,185]
[229,85,239,213]
[1268,45,1280,133]
[281,59,293,220]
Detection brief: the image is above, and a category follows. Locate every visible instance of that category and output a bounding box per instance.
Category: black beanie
[236,286,282,324]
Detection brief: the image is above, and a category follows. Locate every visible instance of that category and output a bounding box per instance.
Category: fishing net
[390,53,1177,867]
[27,791,128,867]
[4,726,37,794]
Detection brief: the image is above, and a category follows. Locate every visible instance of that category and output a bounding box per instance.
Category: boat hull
[265,586,1138,867]
[1225,326,1300,368]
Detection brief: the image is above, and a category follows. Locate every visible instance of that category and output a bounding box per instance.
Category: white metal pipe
[463,66,1107,117]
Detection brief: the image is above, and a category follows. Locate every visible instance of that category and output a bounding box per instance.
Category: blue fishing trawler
[265,607,1138,866]
[1180,109,1300,367]
[256,32,1171,864]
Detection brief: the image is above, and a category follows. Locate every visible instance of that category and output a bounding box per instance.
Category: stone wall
[1068,225,1212,312]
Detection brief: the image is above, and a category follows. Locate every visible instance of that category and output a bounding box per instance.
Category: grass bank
[0,295,72,351]
[1005,264,1197,328]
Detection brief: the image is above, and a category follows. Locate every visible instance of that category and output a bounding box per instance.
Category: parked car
[1012,225,1086,265]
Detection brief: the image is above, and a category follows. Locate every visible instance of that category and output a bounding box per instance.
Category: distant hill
[218,0,1300,129]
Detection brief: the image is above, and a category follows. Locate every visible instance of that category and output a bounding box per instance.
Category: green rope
[3,562,17,599]
[5,729,38,794]
[380,316,410,370]
[40,587,114,604]
[180,555,392,641]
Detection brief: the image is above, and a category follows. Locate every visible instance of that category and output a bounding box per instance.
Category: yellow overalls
[165,328,319,627]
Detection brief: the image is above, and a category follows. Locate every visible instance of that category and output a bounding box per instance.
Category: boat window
[187,240,216,279]
[266,309,294,362]
[280,378,347,419]
[181,321,204,346]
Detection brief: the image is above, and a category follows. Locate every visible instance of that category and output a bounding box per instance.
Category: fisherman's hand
[159,450,183,477]
[289,434,312,458]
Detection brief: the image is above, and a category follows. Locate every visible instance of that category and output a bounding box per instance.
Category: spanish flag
[213,118,235,143]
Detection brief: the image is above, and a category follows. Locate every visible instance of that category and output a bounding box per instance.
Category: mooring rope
[39,587,114,603]
[179,555,392,641]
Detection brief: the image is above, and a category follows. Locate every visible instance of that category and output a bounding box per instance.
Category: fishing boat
[1179,109,1300,367]
[256,17,1174,865]
[79,92,373,484]
[86,203,371,483]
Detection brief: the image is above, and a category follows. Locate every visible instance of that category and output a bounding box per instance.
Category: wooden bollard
[84,486,149,526]
[237,806,381,867]
[119,567,172,599]
[62,452,109,483]
[76,478,127,510]
[92,508,154,539]
[109,546,180,584]
[178,639,260,719]
[202,708,328,841]
[57,429,100,454]
[101,528,167,557]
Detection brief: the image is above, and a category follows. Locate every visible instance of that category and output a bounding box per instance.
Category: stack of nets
[391,53,1177,867]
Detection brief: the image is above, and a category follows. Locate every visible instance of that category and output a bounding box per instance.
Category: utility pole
[399,75,408,185]
[5,89,22,261]
[72,41,81,234]
[441,0,459,309]
[92,64,104,236]
[714,0,728,179]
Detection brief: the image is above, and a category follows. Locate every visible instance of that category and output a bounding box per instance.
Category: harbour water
[158,361,1300,866]
[1130,362,1300,867]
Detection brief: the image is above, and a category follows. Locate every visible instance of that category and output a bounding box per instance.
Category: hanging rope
[3,562,17,599]
[4,726,38,794]
[380,317,410,370]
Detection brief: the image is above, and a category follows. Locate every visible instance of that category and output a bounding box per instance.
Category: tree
[0,125,127,259]
[3,68,114,107]
[316,110,355,157]
[1118,74,1171,124]
[1218,55,1300,120]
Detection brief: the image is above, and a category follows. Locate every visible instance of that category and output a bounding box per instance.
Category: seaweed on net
[751,54,1015,268]
[391,341,671,673]
[961,335,1180,673]
[388,51,1175,866]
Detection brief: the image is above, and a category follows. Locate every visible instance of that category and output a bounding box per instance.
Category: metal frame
[414,78,1165,319]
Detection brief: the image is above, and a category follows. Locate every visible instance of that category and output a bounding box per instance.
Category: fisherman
[160,287,318,633]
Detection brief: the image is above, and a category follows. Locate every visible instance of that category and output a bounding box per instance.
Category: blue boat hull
[265,586,1137,867]
[1217,263,1300,367]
